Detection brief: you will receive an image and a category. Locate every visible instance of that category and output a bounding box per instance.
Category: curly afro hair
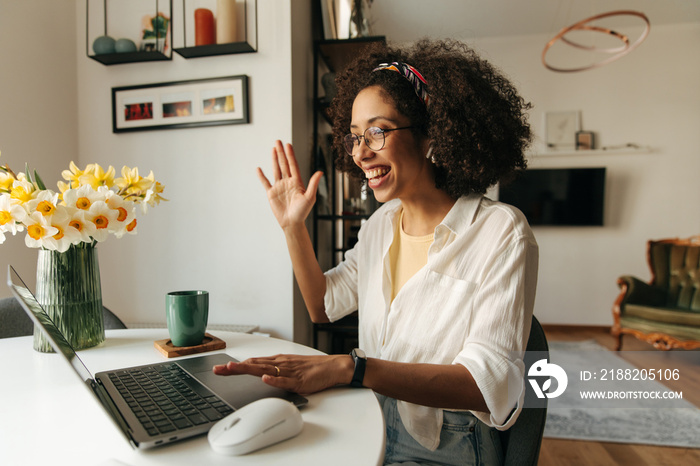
[329,38,533,197]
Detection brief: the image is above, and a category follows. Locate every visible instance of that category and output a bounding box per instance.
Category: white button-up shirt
[324,194,539,451]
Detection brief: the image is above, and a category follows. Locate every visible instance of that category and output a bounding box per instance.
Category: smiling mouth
[364,167,390,180]
[364,167,391,189]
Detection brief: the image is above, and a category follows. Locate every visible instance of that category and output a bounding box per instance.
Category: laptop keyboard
[108,363,234,436]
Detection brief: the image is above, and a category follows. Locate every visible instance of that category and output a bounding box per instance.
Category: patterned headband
[372,62,430,107]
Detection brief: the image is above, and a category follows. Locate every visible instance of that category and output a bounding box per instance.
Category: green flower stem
[33,244,105,352]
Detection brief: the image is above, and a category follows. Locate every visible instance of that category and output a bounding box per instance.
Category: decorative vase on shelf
[33,243,105,353]
[349,0,371,38]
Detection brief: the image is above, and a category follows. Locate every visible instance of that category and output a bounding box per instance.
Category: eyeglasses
[343,126,415,156]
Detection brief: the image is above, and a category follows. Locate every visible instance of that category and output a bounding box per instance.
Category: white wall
[478,23,700,325]
[75,0,313,341]
[0,0,78,291]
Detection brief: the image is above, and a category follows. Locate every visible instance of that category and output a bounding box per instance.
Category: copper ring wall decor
[542,10,650,73]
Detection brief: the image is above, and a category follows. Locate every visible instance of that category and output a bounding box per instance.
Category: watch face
[353,348,366,359]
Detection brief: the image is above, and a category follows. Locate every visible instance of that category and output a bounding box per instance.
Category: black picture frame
[112,75,249,133]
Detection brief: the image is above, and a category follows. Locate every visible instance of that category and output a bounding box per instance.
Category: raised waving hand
[257,140,323,231]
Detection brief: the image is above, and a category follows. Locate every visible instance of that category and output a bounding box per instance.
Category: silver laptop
[7,265,307,449]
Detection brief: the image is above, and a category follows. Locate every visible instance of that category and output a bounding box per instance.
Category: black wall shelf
[86,0,173,65]
[173,0,257,58]
[88,51,171,66]
[173,42,255,58]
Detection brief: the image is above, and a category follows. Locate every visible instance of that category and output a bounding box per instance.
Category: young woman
[215,39,538,465]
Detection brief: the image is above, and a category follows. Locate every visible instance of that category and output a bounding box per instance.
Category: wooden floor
[538,325,700,466]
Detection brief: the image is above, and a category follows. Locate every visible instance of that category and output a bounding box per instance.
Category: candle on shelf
[216,0,237,44]
[194,8,216,46]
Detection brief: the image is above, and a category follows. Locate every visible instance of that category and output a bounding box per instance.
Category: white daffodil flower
[0,193,27,236]
[86,200,118,242]
[24,211,59,249]
[62,185,107,211]
[65,208,97,244]
[26,190,59,218]
[49,206,83,253]
[104,190,137,238]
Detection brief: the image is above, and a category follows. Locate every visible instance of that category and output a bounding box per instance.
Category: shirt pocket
[389,270,477,363]
[424,268,477,314]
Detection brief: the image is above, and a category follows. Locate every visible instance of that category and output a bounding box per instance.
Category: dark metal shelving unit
[311,36,386,353]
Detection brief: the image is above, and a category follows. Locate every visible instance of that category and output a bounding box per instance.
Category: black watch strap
[350,348,366,388]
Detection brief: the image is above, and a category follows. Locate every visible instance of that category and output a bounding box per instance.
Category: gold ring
[274,366,280,377]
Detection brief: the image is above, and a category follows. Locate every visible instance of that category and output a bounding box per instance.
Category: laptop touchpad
[194,369,288,408]
[178,353,294,409]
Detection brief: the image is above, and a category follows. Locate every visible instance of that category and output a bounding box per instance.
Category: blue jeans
[377,394,504,466]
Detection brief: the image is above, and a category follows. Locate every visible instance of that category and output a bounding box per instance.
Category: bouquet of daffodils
[0,153,165,252]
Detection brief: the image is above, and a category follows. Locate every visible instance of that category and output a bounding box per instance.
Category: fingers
[271,145,282,181]
[264,141,323,193]
[286,143,302,180]
[275,140,292,179]
[213,361,279,377]
[256,167,272,190]
[261,373,295,391]
[306,171,324,201]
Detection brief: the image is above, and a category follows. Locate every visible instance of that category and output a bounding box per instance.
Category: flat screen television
[498,167,606,226]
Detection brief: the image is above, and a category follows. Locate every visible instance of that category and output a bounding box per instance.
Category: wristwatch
[350,348,367,388]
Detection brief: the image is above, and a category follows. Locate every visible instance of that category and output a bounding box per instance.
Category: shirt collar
[380,194,483,237]
[438,193,482,236]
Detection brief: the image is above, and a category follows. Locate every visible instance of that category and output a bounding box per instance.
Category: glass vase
[33,243,105,352]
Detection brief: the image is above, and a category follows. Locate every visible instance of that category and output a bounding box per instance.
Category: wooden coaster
[154,333,226,358]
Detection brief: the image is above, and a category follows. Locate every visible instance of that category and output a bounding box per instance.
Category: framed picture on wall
[545,111,580,150]
[112,75,249,133]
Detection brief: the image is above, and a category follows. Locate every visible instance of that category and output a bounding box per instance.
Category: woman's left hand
[213,354,353,396]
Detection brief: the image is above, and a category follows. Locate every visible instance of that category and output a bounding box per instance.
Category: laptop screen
[7,265,94,384]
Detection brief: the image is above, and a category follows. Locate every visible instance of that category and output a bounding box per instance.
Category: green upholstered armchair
[612,236,700,350]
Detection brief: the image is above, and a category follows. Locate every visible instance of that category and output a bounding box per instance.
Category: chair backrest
[498,315,549,466]
[0,296,126,339]
[0,297,34,339]
[648,236,700,310]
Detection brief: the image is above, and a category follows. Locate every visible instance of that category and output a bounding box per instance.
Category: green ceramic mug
[166,290,209,347]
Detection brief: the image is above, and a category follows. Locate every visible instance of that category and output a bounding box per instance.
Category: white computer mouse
[208,397,304,456]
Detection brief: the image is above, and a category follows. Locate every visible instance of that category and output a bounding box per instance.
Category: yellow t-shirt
[389,209,434,302]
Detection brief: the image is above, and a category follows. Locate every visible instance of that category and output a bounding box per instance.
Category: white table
[0,329,385,466]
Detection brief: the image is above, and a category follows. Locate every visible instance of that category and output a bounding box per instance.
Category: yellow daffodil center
[116,207,128,222]
[10,186,32,203]
[28,224,45,240]
[0,211,12,225]
[76,197,91,210]
[69,220,83,232]
[37,200,55,216]
[0,175,13,192]
[53,226,65,240]
[127,219,137,232]
[93,215,109,229]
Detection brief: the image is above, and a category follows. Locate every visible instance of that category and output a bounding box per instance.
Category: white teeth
[365,167,389,179]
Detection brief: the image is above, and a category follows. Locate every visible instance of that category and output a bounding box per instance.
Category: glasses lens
[343,134,358,155]
[365,127,385,151]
